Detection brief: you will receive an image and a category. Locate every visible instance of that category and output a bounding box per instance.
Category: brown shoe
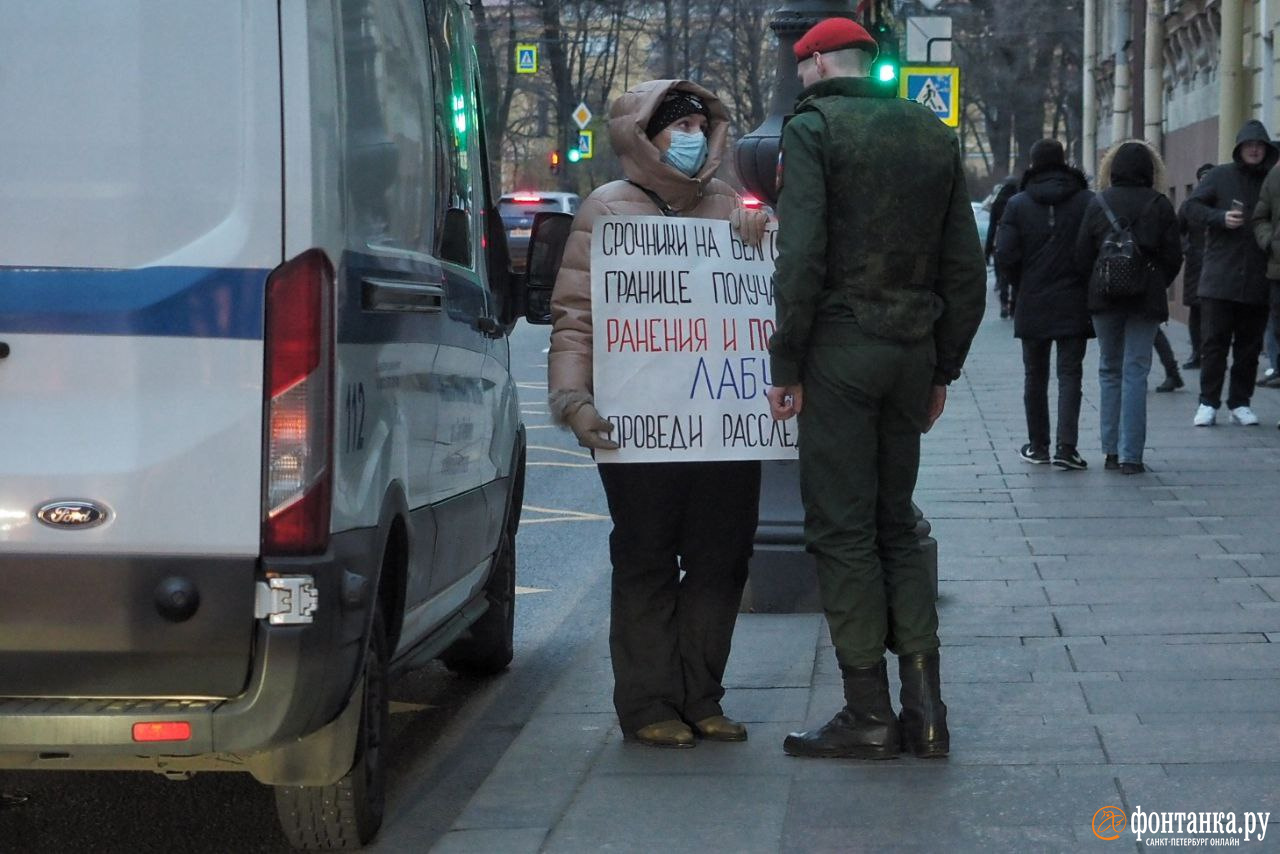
[692,714,748,742]
[628,719,695,749]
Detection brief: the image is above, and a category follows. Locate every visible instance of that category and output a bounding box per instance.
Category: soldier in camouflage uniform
[765,18,986,759]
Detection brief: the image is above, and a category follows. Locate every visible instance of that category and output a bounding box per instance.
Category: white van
[0,2,525,848]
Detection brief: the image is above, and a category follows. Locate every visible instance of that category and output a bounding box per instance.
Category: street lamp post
[735,0,940,613]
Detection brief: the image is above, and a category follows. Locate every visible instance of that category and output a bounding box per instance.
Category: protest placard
[591,215,798,463]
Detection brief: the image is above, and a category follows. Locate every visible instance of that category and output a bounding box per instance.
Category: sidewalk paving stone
[441,305,1280,852]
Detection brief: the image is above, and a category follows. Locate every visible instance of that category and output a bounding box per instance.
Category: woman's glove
[567,402,619,450]
[730,207,768,247]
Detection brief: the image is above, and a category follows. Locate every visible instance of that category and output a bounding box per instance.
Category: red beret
[793,17,878,61]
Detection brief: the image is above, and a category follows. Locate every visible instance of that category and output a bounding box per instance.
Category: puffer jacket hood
[607,79,731,213]
[1020,163,1089,205]
[1232,119,1278,171]
[1098,139,1166,190]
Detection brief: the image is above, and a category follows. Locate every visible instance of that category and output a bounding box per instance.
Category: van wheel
[441,521,516,677]
[274,610,389,850]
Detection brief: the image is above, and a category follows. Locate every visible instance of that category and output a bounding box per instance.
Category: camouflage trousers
[797,324,940,668]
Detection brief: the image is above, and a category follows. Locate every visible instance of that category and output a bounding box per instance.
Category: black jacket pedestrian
[994,163,1094,339]
[984,180,1018,260]
[1076,140,1183,321]
[1181,120,1278,306]
[1177,197,1206,306]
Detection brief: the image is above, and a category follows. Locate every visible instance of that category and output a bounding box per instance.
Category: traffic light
[566,147,582,164]
[550,150,561,174]
[870,22,900,88]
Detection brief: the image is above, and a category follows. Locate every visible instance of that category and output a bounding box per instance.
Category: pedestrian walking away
[1177,162,1215,369]
[986,179,1018,318]
[765,17,986,761]
[546,79,768,749]
[1250,150,1280,428]
[1184,120,1277,427]
[1152,326,1185,392]
[994,137,1094,469]
[1076,140,1184,474]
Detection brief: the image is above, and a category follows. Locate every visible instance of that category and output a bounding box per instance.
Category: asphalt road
[0,321,615,853]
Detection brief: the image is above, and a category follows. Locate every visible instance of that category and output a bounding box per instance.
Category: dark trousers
[1021,337,1087,451]
[1198,297,1270,409]
[1153,327,1177,376]
[1187,304,1202,359]
[798,326,938,668]
[597,460,760,733]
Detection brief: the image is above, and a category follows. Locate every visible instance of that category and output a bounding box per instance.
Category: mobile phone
[1231,199,1245,214]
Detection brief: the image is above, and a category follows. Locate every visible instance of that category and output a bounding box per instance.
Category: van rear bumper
[0,528,379,771]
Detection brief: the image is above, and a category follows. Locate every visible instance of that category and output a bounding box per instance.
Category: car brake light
[742,196,763,209]
[262,249,334,556]
[512,192,543,203]
[132,722,191,742]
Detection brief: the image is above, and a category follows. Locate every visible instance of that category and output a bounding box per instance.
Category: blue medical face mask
[662,130,709,177]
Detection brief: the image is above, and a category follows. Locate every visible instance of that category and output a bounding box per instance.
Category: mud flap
[243,678,364,786]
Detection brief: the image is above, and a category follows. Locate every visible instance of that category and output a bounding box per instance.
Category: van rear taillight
[262,250,333,555]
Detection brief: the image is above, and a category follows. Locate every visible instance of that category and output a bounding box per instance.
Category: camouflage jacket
[768,77,986,386]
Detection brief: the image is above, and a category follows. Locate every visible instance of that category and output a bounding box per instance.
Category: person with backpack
[994,138,1094,469]
[1182,120,1278,427]
[1076,140,1183,474]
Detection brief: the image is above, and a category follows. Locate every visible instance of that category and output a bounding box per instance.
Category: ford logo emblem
[36,501,108,530]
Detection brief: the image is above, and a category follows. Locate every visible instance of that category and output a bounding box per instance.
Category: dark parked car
[500,191,580,269]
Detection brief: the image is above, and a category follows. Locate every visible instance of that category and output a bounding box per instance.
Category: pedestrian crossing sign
[900,66,960,127]
[516,43,538,74]
[577,130,594,159]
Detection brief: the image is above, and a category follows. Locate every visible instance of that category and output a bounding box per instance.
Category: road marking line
[516,585,552,595]
[528,445,592,459]
[528,462,594,468]
[523,504,608,519]
[520,515,607,523]
[517,381,548,389]
[389,701,435,715]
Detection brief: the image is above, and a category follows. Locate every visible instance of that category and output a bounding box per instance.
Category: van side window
[337,0,436,254]
[429,4,474,268]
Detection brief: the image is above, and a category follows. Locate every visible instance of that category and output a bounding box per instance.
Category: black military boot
[898,651,949,758]
[783,660,899,759]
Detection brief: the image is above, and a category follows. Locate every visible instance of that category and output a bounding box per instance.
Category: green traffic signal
[567,148,582,163]
[876,62,898,83]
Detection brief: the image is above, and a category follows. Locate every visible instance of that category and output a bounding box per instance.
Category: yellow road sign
[577,130,594,159]
[516,43,538,74]
[900,66,960,127]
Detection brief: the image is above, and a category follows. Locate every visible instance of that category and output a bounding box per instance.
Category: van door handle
[361,278,444,313]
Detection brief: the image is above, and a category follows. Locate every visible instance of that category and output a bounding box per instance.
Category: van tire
[274,609,389,850]
[441,452,522,677]
[440,521,515,676]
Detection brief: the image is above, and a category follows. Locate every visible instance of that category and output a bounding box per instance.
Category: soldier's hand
[1224,210,1245,229]
[923,384,947,433]
[567,402,619,450]
[767,385,803,421]
[731,207,768,247]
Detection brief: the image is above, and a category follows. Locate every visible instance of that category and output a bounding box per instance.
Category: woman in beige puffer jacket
[547,79,765,748]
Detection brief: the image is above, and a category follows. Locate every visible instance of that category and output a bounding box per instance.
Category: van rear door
[0,2,282,698]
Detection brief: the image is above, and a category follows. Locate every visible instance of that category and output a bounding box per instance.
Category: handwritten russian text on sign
[591,216,797,463]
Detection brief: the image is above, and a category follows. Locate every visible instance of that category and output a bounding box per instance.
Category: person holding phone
[1184,120,1277,427]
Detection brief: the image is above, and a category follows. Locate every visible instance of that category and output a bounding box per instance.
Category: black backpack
[1094,195,1157,299]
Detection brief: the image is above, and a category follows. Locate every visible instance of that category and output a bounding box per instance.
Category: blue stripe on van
[0,266,268,339]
